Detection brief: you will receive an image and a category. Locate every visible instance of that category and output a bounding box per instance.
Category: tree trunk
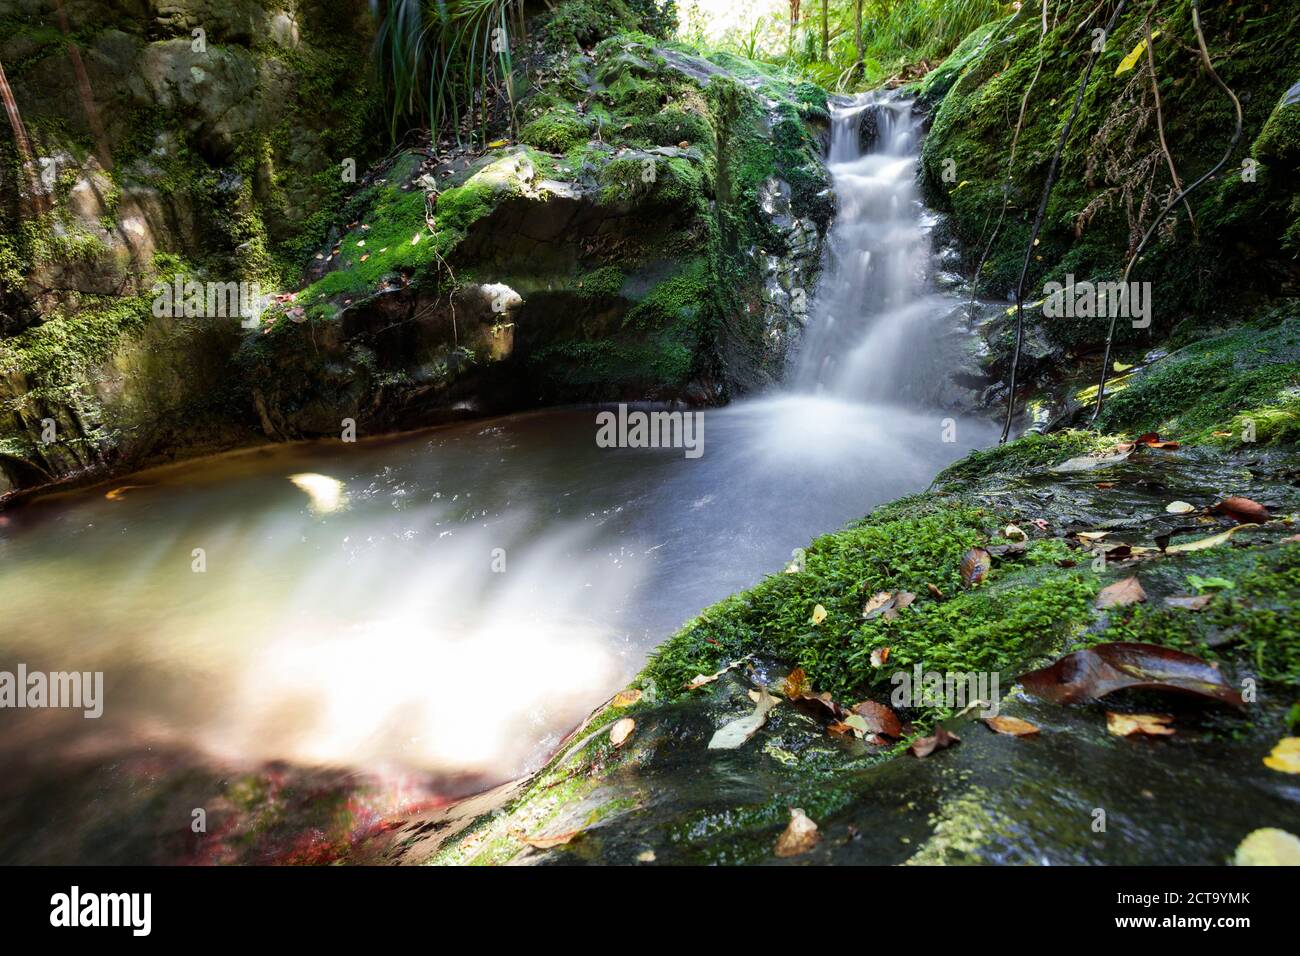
[821,0,829,60]
[0,58,46,212]
[854,0,864,76]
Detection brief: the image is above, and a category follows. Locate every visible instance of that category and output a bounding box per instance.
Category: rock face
[1,0,376,494]
[1,1,831,492]
[243,37,832,439]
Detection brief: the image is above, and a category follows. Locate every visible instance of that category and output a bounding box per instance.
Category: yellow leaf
[1115,30,1159,76]
[486,138,509,148]
[1107,712,1174,737]
[611,688,642,708]
[1263,737,1300,773]
[811,603,827,625]
[1233,828,1300,865]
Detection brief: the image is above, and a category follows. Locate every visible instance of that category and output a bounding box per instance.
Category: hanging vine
[1089,0,1242,425]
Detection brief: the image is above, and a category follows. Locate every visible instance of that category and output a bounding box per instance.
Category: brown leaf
[1212,496,1269,524]
[1106,712,1175,737]
[983,715,1040,736]
[611,688,642,707]
[791,691,846,722]
[960,547,992,587]
[773,808,820,857]
[1164,594,1213,611]
[1018,642,1245,707]
[861,591,894,619]
[1096,575,1146,608]
[516,828,584,849]
[927,582,944,599]
[851,700,902,737]
[870,646,891,667]
[609,717,635,747]
[783,666,811,698]
[910,724,960,757]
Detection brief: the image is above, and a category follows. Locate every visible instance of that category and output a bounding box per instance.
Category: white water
[0,97,996,857]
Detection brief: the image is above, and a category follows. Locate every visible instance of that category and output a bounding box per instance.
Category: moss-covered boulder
[919,0,1300,365]
[0,0,377,494]
[241,30,833,439]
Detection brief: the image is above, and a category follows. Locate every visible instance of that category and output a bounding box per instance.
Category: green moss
[520,109,592,153]
[1094,307,1300,443]
[576,266,625,299]
[642,493,1097,706]
[922,0,1300,350]
[934,430,1119,486]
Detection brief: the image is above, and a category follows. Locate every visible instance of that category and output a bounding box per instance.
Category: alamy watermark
[0,664,103,718]
[1042,274,1152,329]
[595,404,704,459]
[890,665,999,717]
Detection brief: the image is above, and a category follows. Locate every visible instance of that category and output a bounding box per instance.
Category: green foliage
[934,430,1118,486]
[1094,308,1300,444]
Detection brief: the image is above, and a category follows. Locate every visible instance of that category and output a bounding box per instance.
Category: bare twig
[1002,0,1132,444]
[1144,16,1196,234]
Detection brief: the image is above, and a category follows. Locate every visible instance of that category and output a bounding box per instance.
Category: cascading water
[793,95,965,405]
[0,91,998,863]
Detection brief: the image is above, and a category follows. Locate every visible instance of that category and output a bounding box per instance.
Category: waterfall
[793,95,952,404]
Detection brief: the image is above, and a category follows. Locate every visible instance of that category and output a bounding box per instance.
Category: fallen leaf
[1054,445,1133,473]
[1076,530,1110,542]
[1212,496,1269,524]
[1018,642,1245,707]
[611,688,642,707]
[1004,523,1027,542]
[486,138,509,148]
[516,828,583,849]
[910,724,960,757]
[1164,594,1213,611]
[863,590,915,621]
[851,700,902,737]
[1165,500,1196,514]
[870,646,891,667]
[1107,712,1175,737]
[1114,31,1158,75]
[811,603,827,625]
[790,691,846,722]
[104,485,145,501]
[1096,576,1146,608]
[683,657,751,690]
[1095,481,1117,489]
[960,547,992,587]
[983,715,1040,736]
[862,591,893,618]
[1166,525,1244,553]
[927,582,944,599]
[609,717,635,747]
[1233,828,1300,865]
[636,849,656,862]
[708,688,778,749]
[783,667,811,698]
[774,808,820,858]
[1263,737,1300,773]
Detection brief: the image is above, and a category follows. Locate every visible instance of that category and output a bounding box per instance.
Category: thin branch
[1001,0,1131,444]
[1144,15,1195,234]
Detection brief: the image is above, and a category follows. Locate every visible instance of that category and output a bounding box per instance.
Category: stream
[0,95,1005,863]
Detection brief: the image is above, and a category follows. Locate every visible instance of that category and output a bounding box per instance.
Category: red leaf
[1212,496,1269,524]
[1017,642,1244,707]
